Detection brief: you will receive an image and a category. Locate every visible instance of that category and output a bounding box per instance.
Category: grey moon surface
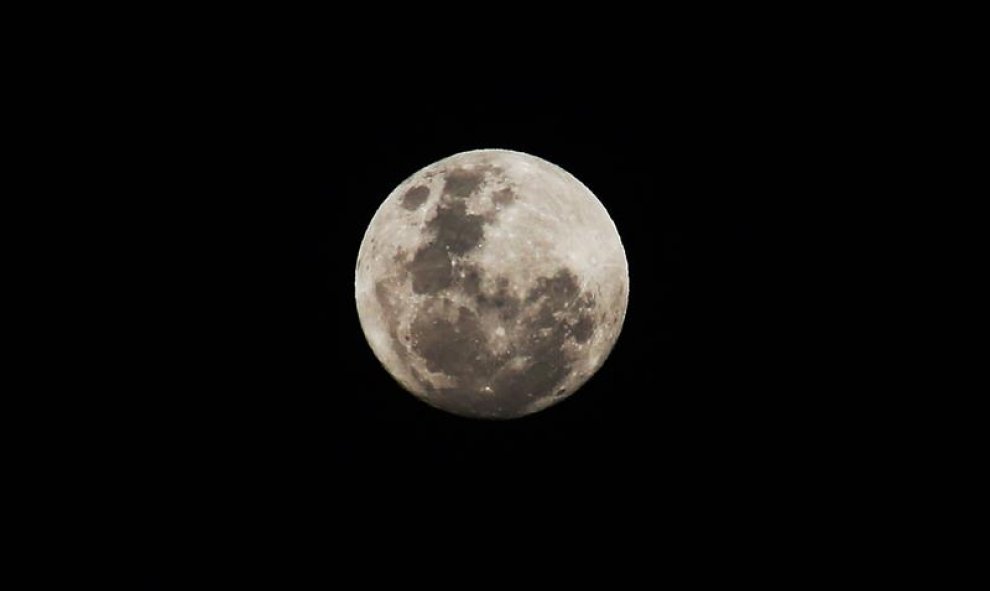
[355,149,629,419]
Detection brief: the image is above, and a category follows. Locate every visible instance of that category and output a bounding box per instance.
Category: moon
[355,149,628,419]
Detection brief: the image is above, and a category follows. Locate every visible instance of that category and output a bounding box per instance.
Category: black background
[111,18,858,583]
[138,78,777,471]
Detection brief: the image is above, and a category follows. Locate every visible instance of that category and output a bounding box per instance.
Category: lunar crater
[401,185,430,210]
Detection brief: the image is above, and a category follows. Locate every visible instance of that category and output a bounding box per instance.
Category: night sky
[106,19,854,584]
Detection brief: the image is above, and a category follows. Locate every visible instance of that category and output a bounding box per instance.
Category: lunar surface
[355,149,628,419]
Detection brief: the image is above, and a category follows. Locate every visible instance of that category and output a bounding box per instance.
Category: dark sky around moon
[125,74,785,465]
[101,24,859,578]
[127,72,784,491]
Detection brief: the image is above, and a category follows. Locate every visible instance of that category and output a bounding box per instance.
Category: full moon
[355,149,628,419]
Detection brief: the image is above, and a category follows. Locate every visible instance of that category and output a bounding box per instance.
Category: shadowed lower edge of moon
[366,160,620,419]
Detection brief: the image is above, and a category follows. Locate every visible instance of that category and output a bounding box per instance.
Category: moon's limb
[355,149,628,419]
